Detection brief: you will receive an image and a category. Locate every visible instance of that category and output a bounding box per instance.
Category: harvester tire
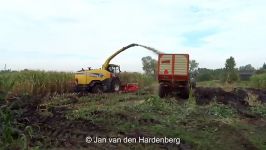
[111,78,121,92]
[91,84,103,93]
[74,86,80,92]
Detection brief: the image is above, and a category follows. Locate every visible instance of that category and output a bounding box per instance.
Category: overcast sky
[0,0,265,72]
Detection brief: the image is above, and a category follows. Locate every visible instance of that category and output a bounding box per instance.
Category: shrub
[197,72,213,81]
[220,70,239,83]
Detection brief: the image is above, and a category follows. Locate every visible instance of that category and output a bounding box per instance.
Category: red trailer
[158,54,190,98]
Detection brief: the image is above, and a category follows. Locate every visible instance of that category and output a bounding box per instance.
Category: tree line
[141,55,266,83]
[190,56,266,82]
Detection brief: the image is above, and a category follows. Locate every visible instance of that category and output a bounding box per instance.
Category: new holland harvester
[74,43,141,93]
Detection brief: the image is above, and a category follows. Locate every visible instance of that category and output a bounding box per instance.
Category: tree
[189,60,199,77]
[256,63,266,74]
[223,56,239,83]
[263,63,266,69]
[239,64,255,73]
[225,56,236,71]
[141,56,157,76]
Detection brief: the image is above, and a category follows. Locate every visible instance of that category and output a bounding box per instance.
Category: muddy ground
[194,87,266,105]
[1,87,266,149]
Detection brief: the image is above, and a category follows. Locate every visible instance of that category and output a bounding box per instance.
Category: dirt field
[1,87,266,149]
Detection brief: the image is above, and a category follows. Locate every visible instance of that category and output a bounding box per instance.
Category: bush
[250,73,266,89]
[197,72,213,81]
[255,69,266,74]
[220,70,239,83]
[196,68,224,81]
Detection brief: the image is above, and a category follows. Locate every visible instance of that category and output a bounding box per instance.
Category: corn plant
[0,70,75,101]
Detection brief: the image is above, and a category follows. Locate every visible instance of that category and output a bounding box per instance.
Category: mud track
[193,87,266,119]
[194,87,265,106]
[16,106,112,149]
[12,105,187,149]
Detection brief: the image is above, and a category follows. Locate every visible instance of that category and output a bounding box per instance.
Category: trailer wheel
[159,84,167,98]
[91,84,103,93]
[111,78,121,92]
[181,83,190,99]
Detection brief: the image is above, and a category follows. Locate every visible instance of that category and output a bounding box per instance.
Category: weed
[250,104,266,117]
[207,102,236,119]
[0,108,13,145]
[0,107,35,150]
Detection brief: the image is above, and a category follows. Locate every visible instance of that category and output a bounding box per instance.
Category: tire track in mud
[193,87,266,105]
[17,106,110,148]
[16,106,183,149]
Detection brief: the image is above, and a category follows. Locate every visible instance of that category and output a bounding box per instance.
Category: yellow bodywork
[75,69,111,85]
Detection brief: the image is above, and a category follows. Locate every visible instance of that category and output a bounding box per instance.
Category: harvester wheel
[74,86,80,92]
[91,84,103,93]
[111,78,121,92]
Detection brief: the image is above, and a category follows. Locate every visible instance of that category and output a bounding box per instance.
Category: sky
[0,0,265,72]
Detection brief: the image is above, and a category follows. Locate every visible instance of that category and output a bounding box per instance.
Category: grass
[197,80,251,91]
[207,102,237,119]
[250,104,266,117]
[197,73,266,90]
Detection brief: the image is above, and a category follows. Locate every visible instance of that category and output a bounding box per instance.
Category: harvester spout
[101,43,162,70]
[102,43,139,70]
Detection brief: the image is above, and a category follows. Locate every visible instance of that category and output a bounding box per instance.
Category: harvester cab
[107,64,121,75]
